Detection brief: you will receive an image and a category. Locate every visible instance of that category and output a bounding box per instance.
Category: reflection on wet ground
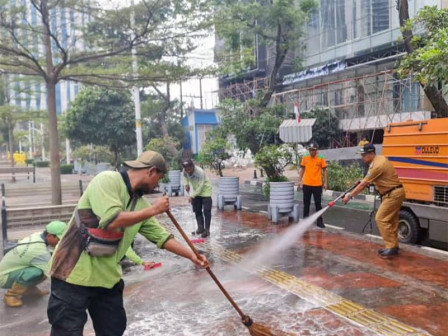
[1,206,447,336]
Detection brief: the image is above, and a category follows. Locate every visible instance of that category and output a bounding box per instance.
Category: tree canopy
[215,0,317,105]
[65,87,135,166]
[212,98,284,155]
[397,6,448,89]
[396,2,448,117]
[0,0,212,203]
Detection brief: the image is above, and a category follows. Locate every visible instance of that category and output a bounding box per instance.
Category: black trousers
[48,277,126,336]
[192,196,212,232]
[303,185,324,226]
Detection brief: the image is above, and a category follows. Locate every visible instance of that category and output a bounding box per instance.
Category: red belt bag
[75,198,137,257]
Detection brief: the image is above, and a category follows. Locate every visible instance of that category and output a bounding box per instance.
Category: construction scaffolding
[271,70,431,144]
[218,77,270,101]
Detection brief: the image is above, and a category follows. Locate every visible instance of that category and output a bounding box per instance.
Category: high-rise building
[218,0,448,146]
[5,0,88,115]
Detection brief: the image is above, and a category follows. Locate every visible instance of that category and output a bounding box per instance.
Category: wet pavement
[1,203,447,336]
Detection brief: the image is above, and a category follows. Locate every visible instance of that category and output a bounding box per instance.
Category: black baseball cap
[181,159,194,168]
[359,144,376,154]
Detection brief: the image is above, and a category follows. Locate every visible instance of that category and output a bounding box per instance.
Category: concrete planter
[217,177,242,210]
[267,181,299,223]
[164,170,184,196]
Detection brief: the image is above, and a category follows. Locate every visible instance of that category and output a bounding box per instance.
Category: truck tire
[398,210,421,244]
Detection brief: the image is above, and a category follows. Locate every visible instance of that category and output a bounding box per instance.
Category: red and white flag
[294,98,301,124]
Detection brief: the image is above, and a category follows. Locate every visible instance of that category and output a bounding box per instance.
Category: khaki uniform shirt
[361,155,401,195]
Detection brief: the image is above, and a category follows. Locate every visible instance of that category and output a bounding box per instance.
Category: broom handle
[166,210,247,319]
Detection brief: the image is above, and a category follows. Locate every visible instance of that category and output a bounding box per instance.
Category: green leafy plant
[145,136,182,170]
[255,145,293,180]
[327,161,364,192]
[65,88,135,167]
[197,137,230,177]
[60,164,74,174]
[255,145,293,197]
[212,98,284,155]
[73,146,91,165]
[300,108,340,149]
[34,161,50,168]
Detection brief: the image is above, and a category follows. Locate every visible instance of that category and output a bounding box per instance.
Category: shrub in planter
[197,137,230,177]
[60,164,74,174]
[34,161,50,168]
[255,145,293,197]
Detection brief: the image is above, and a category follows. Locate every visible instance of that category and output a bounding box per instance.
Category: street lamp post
[28,123,45,161]
[130,0,143,156]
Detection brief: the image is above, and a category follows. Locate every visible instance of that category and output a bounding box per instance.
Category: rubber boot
[195,214,205,235]
[3,282,28,307]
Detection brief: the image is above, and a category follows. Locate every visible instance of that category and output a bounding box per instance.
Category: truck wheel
[398,210,421,244]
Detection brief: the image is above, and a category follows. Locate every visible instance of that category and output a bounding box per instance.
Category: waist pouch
[75,198,137,257]
[79,226,124,257]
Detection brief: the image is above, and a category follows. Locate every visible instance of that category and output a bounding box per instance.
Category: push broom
[166,210,284,336]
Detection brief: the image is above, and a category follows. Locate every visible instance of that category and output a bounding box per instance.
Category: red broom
[166,210,287,336]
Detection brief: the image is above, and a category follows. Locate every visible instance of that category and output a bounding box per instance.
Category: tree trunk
[46,81,62,204]
[42,0,62,204]
[397,0,448,117]
[8,125,16,182]
[261,24,288,107]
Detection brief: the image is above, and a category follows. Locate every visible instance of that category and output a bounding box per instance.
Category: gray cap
[123,151,167,173]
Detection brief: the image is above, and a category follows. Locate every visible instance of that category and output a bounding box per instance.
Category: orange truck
[382,118,448,244]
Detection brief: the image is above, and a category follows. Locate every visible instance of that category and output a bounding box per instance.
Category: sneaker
[201,230,210,238]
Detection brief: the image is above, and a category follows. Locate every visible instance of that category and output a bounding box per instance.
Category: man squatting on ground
[182,159,213,238]
[297,143,328,228]
[342,144,405,257]
[0,221,66,307]
[48,151,208,336]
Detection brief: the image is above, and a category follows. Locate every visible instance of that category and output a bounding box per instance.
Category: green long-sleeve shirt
[0,232,50,287]
[124,246,143,265]
[182,165,212,198]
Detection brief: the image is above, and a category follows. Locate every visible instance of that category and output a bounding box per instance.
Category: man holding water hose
[342,144,405,257]
[48,151,208,336]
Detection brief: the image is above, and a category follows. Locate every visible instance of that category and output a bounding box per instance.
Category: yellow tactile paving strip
[163,222,432,336]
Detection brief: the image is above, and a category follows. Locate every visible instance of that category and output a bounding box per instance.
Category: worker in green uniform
[342,144,405,257]
[123,245,156,269]
[0,221,66,307]
[48,151,208,336]
[182,159,213,238]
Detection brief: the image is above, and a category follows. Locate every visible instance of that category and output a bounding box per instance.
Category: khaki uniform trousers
[375,188,405,248]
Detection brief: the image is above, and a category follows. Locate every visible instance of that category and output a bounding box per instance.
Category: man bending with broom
[48,151,208,336]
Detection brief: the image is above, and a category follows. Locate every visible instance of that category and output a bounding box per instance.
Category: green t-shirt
[182,165,212,198]
[50,171,172,289]
[0,233,50,287]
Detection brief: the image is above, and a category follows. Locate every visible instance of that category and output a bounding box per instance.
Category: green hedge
[60,164,74,174]
[34,161,50,168]
[25,159,34,166]
[327,161,364,192]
